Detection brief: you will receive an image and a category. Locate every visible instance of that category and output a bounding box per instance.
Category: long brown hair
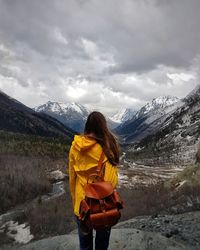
[84,111,120,165]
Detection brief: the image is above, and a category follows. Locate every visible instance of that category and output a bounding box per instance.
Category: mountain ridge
[127,84,200,166]
[115,95,180,143]
[0,91,75,140]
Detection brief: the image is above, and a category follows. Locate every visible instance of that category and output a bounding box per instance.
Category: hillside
[127,85,200,166]
[0,91,75,139]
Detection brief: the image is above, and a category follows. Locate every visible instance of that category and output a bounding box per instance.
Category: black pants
[76,216,111,250]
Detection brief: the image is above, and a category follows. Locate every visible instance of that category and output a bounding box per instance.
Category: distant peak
[110,108,137,123]
[34,101,90,117]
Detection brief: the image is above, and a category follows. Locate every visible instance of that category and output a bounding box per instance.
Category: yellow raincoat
[69,135,118,216]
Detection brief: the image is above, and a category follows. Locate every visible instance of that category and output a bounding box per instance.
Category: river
[0,181,65,244]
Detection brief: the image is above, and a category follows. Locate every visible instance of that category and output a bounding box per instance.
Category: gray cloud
[0,0,199,115]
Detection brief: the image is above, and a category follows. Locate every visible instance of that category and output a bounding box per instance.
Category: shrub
[0,155,51,213]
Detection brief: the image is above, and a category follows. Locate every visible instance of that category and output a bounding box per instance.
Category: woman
[69,111,119,250]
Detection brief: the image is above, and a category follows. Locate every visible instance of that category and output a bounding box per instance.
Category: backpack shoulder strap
[97,151,105,177]
[86,151,106,183]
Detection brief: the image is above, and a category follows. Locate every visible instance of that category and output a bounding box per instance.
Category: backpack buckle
[99,199,106,212]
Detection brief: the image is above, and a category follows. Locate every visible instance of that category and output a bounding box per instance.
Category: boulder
[48,170,67,182]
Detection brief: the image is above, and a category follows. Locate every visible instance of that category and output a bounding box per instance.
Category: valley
[1,152,199,248]
[0,86,200,249]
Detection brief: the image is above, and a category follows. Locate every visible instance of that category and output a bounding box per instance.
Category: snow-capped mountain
[110,108,137,124]
[35,101,89,117]
[129,84,200,166]
[136,96,179,118]
[34,101,90,133]
[115,96,180,143]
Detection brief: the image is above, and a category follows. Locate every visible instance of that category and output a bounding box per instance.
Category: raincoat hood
[73,135,97,152]
[70,135,106,172]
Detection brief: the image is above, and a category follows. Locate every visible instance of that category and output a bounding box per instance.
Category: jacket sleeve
[104,161,118,188]
[69,145,77,207]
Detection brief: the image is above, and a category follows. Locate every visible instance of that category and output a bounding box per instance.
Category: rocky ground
[0,210,199,249]
[116,210,200,248]
[1,211,199,250]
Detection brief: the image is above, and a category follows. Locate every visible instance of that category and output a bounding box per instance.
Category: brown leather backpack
[79,152,124,231]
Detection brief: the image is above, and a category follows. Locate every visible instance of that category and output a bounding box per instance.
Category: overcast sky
[0,0,200,115]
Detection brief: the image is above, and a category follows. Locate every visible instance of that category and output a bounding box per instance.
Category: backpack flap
[84,181,114,199]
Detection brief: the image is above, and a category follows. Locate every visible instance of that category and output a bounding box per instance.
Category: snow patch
[0,220,34,244]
